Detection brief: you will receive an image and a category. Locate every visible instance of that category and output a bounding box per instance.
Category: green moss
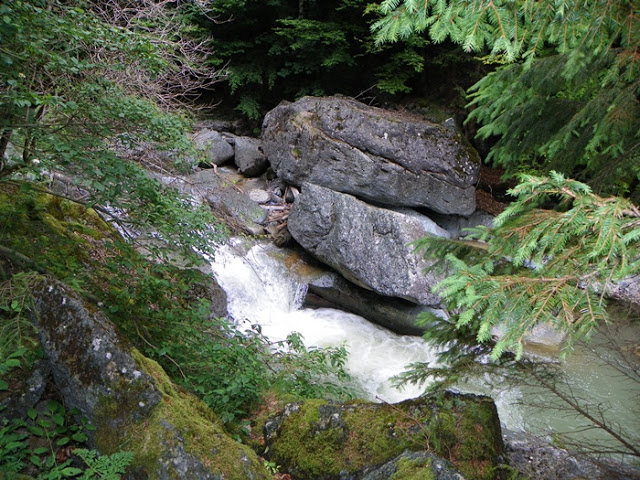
[268,400,336,477]
[341,405,417,466]
[95,349,270,480]
[418,393,502,480]
[269,401,418,478]
[0,183,118,289]
[266,393,503,480]
[390,457,435,480]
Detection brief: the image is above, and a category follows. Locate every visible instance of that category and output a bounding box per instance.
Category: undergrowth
[0,361,132,479]
[0,182,354,436]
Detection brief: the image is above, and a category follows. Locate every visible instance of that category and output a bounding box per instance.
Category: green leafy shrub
[144,314,354,427]
[0,400,132,479]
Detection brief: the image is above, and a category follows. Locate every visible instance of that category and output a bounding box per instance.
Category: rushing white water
[210,240,640,457]
[210,240,440,403]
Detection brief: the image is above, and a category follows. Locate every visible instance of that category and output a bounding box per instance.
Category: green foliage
[0,272,40,364]
[144,313,354,427]
[0,0,226,260]
[373,0,637,63]
[413,172,640,361]
[0,397,132,479]
[373,0,640,198]
[198,0,436,122]
[0,350,26,392]
[467,51,640,198]
[72,449,133,480]
[271,332,353,400]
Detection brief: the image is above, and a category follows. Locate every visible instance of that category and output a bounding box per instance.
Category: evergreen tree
[193,0,447,122]
[398,176,640,464]
[413,172,640,361]
[373,0,640,199]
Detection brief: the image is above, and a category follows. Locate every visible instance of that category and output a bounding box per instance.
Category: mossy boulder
[261,393,503,480]
[362,451,465,480]
[29,277,270,480]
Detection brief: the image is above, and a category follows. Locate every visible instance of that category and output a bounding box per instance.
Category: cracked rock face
[261,96,480,215]
[288,183,449,306]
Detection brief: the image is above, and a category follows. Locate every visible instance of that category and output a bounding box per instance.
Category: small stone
[247,189,271,204]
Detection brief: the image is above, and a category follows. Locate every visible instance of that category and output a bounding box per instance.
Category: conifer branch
[417,173,639,360]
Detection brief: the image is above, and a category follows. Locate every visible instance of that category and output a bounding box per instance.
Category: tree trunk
[0,128,12,163]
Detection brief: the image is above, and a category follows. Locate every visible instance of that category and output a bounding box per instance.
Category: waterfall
[210,240,440,403]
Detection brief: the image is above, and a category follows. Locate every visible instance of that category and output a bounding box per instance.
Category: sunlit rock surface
[288,183,449,306]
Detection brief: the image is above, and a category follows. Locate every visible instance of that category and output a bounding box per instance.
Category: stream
[210,239,640,462]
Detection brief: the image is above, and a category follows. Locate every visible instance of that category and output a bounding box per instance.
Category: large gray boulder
[29,277,270,480]
[262,96,480,215]
[287,183,449,306]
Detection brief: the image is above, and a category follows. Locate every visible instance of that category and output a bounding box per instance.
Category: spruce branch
[417,173,639,360]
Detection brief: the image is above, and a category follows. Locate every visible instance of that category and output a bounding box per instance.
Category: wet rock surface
[305,270,445,335]
[505,430,640,480]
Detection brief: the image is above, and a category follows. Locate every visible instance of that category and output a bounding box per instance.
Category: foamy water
[210,241,439,403]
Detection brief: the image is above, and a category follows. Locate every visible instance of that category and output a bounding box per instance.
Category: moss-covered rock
[29,277,270,480]
[362,451,465,480]
[0,182,118,284]
[261,393,503,480]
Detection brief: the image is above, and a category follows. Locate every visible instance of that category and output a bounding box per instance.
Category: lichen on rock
[29,277,269,480]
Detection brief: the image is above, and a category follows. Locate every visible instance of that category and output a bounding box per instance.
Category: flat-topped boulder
[262,96,480,215]
[261,392,503,480]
